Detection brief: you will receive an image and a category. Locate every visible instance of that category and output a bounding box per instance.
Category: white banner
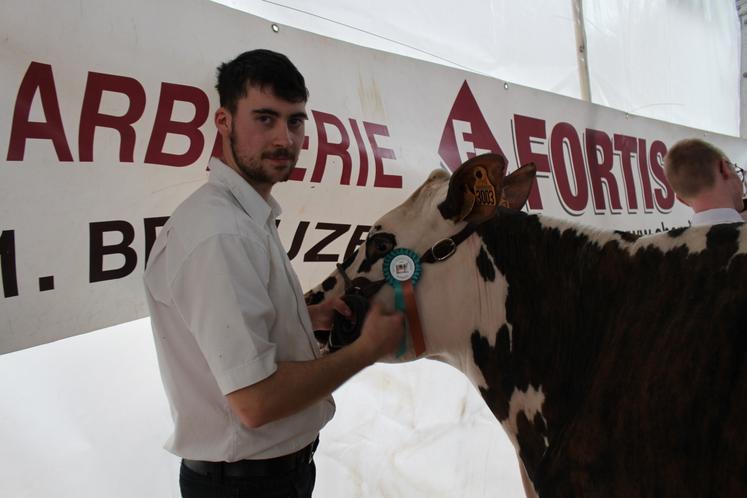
[1,0,746,354]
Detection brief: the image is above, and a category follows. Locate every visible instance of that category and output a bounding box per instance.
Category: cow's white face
[307,154,536,372]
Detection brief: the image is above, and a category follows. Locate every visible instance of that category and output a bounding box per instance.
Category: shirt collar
[691,208,743,226]
[208,157,282,225]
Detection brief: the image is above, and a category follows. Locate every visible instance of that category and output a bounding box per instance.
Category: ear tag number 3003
[474,170,496,206]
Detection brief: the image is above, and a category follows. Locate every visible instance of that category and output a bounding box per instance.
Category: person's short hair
[664,138,727,198]
[216,49,309,113]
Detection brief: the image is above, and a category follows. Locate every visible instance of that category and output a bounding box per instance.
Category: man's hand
[307,297,352,331]
[352,302,405,364]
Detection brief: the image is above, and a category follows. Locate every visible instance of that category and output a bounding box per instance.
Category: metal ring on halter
[430,238,457,261]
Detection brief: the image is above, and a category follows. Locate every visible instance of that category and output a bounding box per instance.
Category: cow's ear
[498,162,537,210]
[439,153,507,223]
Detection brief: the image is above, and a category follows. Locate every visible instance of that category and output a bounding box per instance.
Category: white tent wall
[584,0,741,136]
[0,1,743,498]
[214,0,585,99]
[216,0,741,135]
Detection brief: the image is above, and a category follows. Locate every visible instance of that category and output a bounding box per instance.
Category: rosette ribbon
[383,248,426,358]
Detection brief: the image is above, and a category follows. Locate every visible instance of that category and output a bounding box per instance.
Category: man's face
[223,86,307,191]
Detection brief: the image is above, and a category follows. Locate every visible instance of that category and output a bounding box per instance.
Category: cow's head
[306,153,536,362]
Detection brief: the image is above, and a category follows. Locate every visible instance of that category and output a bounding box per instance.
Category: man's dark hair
[216,49,309,113]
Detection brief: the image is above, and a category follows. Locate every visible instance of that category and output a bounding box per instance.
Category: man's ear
[215,107,232,138]
[717,158,733,181]
[499,162,537,210]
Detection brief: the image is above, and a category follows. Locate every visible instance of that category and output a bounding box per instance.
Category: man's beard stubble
[229,129,297,185]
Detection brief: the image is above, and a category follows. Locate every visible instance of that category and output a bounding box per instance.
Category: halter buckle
[430,238,456,261]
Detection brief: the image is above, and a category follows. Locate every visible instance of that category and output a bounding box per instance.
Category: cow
[305,153,747,498]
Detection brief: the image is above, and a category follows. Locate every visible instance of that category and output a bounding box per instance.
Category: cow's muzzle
[326,264,385,351]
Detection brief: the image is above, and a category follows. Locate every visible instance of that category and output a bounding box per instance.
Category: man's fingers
[331,297,352,318]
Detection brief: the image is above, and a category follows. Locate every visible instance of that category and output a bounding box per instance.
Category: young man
[664,138,746,226]
[144,49,404,497]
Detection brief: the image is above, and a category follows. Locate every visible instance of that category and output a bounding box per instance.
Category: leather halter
[339,222,478,295]
[329,222,479,352]
[420,222,479,263]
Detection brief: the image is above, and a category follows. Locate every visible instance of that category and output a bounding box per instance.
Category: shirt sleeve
[170,233,278,395]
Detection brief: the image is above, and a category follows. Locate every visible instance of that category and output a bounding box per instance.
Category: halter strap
[420,223,478,264]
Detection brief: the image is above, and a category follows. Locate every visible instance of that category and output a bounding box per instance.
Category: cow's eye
[365,233,396,260]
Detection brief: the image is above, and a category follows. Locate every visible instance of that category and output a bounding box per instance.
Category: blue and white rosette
[383,248,423,357]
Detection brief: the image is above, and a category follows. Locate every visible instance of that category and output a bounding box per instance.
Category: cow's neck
[454,210,641,485]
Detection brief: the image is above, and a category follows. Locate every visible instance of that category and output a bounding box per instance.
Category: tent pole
[738,0,747,138]
[572,0,591,102]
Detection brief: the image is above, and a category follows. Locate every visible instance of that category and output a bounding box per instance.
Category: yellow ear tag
[473,166,497,206]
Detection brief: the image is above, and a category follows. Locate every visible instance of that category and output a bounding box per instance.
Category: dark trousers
[179,458,316,498]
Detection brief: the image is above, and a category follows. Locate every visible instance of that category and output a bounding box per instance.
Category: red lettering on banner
[649,140,674,211]
[438,81,505,172]
[585,129,622,213]
[349,119,369,186]
[8,61,684,212]
[5,62,402,189]
[513,115,551,210]
[437,82,685,216]
[364,122,401,188]
[79,71,146,162]
[549,122,588,214]
[7,62,73,161]
[636,139,655,211]
[310,110,352,184]
[208,109,391,188]
[613,134,638,211]
[144,83,210,167]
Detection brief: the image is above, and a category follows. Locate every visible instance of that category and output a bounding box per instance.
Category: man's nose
[272,123,294,147]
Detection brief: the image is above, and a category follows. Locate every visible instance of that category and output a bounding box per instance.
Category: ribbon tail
[393,283,408,357]
[401,279,426,357]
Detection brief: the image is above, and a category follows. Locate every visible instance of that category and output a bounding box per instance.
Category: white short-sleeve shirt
[144,157,334,462]
[691,208,744,226]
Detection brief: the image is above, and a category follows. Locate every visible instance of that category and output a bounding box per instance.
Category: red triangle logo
[438,81,505,172]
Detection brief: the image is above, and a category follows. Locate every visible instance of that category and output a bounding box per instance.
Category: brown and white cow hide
[306,153,747,498]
